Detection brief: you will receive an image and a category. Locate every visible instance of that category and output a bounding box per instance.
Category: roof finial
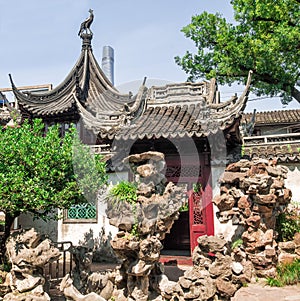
[78,9,94,38]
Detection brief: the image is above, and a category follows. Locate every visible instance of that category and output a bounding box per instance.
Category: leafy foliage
[276,203,300,242]
[108,181,137,204]
[175,0,300,103]
[179,203,189,212]
[0,119,107,262]
[0,119,80,218]
[231,238,243,249]
[266,259,300,286]
[72,134,108,203]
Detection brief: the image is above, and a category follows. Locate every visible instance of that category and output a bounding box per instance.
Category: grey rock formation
[3,228,60,301]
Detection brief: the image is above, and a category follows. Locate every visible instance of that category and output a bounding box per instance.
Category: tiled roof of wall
[243,109,300,125]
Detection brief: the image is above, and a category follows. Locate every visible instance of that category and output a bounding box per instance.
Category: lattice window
[65,203,97,222]
[165,165,201,179]
[181,165,201,177]
[192,192,204,225]
[165,166,181,178]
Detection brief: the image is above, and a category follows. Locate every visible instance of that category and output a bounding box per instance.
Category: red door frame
[188,171,214,253]
[165,153,214,254]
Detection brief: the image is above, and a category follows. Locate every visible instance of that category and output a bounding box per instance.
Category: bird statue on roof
[78,9,94,36]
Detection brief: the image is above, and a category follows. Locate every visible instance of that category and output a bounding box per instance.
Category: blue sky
[0,0,298,112]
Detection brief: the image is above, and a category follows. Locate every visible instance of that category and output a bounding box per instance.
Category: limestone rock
[232,262,244,275]
[197,235,227,254]
[279,241,296,253]
[216,278,237,298]
[4,229,60,301]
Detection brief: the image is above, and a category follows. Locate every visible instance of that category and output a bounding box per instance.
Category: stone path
[49,263,300,301]
[231,283,300,301]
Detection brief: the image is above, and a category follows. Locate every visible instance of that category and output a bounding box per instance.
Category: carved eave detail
[110,71,252,141]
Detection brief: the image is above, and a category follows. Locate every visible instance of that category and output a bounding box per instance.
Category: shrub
[231,238,243,249]
[266,259,300,287]
[108,181,137,204]
[276,202,300,242]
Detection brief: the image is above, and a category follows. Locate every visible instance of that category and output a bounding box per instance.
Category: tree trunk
[291,86,300,104]
[0,212,15,265]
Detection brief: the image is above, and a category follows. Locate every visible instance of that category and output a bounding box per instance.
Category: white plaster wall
[285,167,300,204]
[213,205,240,241]
[57,171,128,246]
[57,199,118,246]
[211,164,226,199]
[211,164,239,242]
[18,211,58,241]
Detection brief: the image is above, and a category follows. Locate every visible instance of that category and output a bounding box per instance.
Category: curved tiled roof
[244,143,300,163]
[10,33,145,131]
[110,74,252,140]
[243,109,300,125]
[10,23,252,139]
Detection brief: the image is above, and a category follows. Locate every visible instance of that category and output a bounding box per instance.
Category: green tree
[0,119,107,264]
[175,0,300,104]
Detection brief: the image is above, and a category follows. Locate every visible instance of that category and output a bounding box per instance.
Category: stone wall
[213,158,293,277]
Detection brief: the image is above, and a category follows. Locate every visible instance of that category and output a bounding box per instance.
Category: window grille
[66,203,97,221]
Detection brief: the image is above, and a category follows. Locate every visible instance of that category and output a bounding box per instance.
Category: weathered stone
[215,278,237,298]
[226,162,241,172]
[264,245,277,258]
[245,215,261,229]
[213,194,236,211]
[4,229,60,301]
[266,165,282,177]
[123,151,165,165]
[137,163,156,178]
[184,268,210,281]
[247,184,258,194]
[294,232,300,247]
[256,204,274,214]
[3,291,51,301]
[247,253,274,269]
[105,152,188,301]
[218,210,236,223]
[271,178,284,189]
[197,235,227,254]
[220,171,247,184]
[183,277,216,300]
[256,194,277,205]
[230,187,245,199]
[243,207,252,218]
[247,164,267,177]
[231,262,244,275]
[192,251,212,268]
[209,255,232,278]
[255,267,277,278]
[279,241,296,253]
[277,188,292,204]
[262,229,274,246]
[60,274,106,301]
[278,252,298,264]
[238,195,251,209]
[178,277,192,289]
[226,160,252,171]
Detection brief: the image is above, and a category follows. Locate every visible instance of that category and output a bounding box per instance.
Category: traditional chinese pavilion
[10,14,251,256]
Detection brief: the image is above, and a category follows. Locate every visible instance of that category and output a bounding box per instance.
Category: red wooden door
[165,154,214,254]
[188,183,214,253]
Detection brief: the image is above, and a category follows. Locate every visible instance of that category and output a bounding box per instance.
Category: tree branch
[252,17,297,27]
